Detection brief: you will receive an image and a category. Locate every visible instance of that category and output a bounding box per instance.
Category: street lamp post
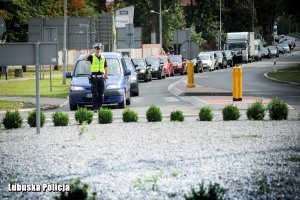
[150,0,163,54]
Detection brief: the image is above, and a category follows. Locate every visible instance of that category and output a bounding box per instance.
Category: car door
[121,58,131,96]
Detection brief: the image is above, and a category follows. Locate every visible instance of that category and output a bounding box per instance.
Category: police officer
[84,43,108,112]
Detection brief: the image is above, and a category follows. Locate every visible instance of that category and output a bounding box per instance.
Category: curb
[264,72,300,86]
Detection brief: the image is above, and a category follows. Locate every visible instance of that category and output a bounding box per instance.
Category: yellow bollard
[232,66,242,101]
[186,61,195,88]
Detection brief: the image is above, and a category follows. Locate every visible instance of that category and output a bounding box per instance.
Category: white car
[198,53,214,71]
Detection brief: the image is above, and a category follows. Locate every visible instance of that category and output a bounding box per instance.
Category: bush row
[0,98,289,129]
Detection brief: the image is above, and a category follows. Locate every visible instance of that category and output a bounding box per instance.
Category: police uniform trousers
[91,72,105,110]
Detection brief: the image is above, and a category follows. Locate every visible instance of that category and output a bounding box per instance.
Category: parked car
[261,47,271,59]
[224,50,233,67]
[267,46,279,58]
[205,52,218,70]
[158,55,174,77]
[124,57,139,96]
[276,44,285,54]
[145,57,166,79]
[168,55,187,75]
[213,51,227,69]
[66,52,131,110]
[192,56,203,73]
[281,42,291,53]
[198,53,214,71]
[132,58,152,82]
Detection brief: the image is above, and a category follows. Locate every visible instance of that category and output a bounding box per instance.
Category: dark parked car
[168,55,187,75]
[132,58,152,82]
[224,50,233,67]
[261,47,271,59]
[267,46,279,58]
[276,45,285,54]
[145,57,166,79]
[66,52,131,110]
[124,57,139,96]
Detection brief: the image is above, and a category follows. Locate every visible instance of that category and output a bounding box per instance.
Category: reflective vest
[91,54,105,73]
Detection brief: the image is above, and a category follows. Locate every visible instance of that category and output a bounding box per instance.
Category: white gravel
[0,118,299,200]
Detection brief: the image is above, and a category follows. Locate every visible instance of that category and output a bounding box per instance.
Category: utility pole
[252,0,255,33]
[159,0,162,54]
[63,0,67,85]
[219,0,221,50]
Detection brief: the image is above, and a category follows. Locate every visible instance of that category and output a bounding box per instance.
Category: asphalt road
[195,38,300,110]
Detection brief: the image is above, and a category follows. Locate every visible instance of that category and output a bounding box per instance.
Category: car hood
[71,75,123,88]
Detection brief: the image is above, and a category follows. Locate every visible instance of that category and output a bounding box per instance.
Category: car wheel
[126,95,131,105]
[69,101,77,111]
[118,92,126,109]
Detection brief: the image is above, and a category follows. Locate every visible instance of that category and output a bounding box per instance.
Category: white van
[254,39,262,61]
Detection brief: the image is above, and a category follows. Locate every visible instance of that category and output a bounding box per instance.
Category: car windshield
[168,56,181,62]
[159,57,167,62]
[74,60,91,77]
[107,58,122,76]
[146,58,160,65]
[228,42,246,50]
[132,59,146,67]
[199,54,210,60]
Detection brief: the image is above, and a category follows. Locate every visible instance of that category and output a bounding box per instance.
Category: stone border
[264,72,300,86]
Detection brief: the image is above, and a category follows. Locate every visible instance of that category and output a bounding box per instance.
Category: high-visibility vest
[91,54,105,73]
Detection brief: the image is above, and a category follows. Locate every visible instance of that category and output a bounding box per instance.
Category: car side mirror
[134,64,138,68]
[125,69,131,76]
[66,72,72,78]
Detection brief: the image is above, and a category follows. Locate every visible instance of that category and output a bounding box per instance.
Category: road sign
[0,17,5,38]
[0,43,58,65]
[173,30,191,44]
[180,41,199,60]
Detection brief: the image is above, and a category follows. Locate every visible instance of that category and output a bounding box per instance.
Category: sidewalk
[169,78,274,110]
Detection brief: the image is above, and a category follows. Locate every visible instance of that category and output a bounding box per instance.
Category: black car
[145,57,166,79]
[124,57,139,96]
[261,47,271,59]
[132,58,152,82]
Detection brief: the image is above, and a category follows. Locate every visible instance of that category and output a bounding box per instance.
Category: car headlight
[152,67,158,71]
[130,76,137,81]
[70,86,84,91]
[140,69,145,73]
[106,84,119,89]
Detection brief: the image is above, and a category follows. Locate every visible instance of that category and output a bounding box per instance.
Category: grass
[0,100,36,110]
[286,156,300,162]
[267,64,300,83]
[1,66,63,80]
[0,78,70,98]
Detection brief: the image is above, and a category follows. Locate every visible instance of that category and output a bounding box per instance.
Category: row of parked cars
[261,38,296,59]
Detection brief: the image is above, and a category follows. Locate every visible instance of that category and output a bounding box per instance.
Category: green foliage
[52,111,69,126]
[170,110,184,122]
[185,182,226,200]
[267,98,289,120]
[222,104,241,121]
[122,108,138,123]
[246,100,266,120]
[98,108,113,124]
[54,178,96,200]
[2,110,23,129]
[75,108,93,125]
[27,110,46,128]
[199,107,214,121]
[78,122,88,136]
[146,105,162,122]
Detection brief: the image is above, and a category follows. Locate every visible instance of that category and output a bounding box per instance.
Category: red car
[158,55,174,77]
[167,55,187,75]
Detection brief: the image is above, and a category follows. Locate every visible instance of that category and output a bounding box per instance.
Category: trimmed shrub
[185,182,226,200]
[267,97,288,120]
[247,100,265,120]
[27,110,46,127]
[122,108,138,122]
[146,105,162,122]
[222,104,241,121]
[199,107,214,121]
[98,108,113,124]
[75,108,93,125]
[170,110,184,122]
[54,178,96,200]
[52,111,69,126]
[2,110,23,129]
